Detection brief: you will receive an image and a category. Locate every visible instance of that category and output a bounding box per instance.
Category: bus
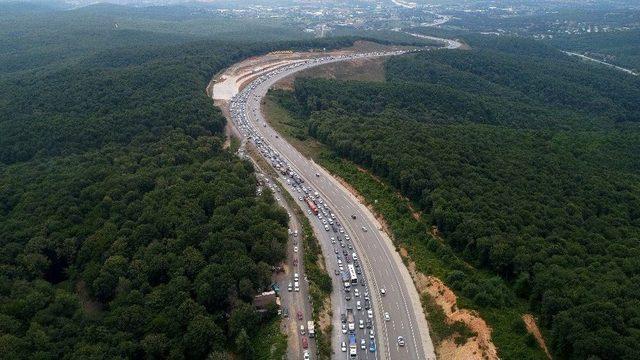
[347,264,358,285]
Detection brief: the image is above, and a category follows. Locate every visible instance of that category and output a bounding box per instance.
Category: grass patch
[251,318,288,360]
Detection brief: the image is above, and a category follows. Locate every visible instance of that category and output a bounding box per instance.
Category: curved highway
[225,48,450,359]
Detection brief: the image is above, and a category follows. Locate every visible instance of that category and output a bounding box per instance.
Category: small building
[253,290,277,310]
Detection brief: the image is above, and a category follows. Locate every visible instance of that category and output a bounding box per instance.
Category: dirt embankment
[331,171,498,360]
[523,314,552,359]
[402,249,498,360]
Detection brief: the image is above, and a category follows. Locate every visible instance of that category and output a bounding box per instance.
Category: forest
[0,4,356,359]
[280,37,640,359]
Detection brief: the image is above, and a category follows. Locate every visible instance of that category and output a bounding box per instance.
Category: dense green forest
[278,37,640,359]
[0,4,356,358]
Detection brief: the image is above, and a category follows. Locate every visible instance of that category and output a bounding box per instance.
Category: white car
[356,301,362,311]
[362,226,367,232]
[397,336,405,346]
[380,288,386,296]
[367,309,373,319]
[369,329,375,339]
[304,350,310,360]
[384,312,390,321]
[361,339,366,350]
[354,289,360,297]
[293,246,298,253]
[341,342,347,352]
[342,324,347,334]
[359,319,364,329]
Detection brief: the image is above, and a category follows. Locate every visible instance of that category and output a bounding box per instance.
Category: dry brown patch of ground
[76,281,102,316]
[275,55,387,90]
[523,314,552,359]
[318,297,332,333]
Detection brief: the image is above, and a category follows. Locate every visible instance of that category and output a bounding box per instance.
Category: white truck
[347,308,355,332]
[307,320,315,338]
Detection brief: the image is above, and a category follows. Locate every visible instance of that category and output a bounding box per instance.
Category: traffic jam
[229,50,410,359]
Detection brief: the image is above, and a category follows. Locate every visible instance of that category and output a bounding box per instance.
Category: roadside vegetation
[264,35,640,359]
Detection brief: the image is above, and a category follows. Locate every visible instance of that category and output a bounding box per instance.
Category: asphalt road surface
[227,50,438,360]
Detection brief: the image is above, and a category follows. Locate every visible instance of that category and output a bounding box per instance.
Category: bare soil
[523,314,552,359]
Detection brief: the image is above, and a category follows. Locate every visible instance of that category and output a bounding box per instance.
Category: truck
[349,334,357,358]
[347,308,355,332]
[307,321,315,338]
[341,271,351,289]
[305,198,318,215]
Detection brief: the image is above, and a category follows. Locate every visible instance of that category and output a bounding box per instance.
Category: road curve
[218,45,456,359]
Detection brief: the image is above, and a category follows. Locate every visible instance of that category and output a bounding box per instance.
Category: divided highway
[225,50,438,360]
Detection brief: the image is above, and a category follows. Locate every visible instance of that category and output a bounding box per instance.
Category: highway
[226,49,441,360]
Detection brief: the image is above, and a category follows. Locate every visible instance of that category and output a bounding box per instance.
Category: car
[384,312,390,321]
[294,230,298,237]
[315,173,320,177]
[397,336,405,346]
[302,337,308,349]
[293,246,298,253]
[354,289,360,297]
[341,342,347,352]
[345,235,350,241]
[304,350,310,360]
[365,300,371,310]
[359,319,364,329]
[369,329,375,339]
[339,228,345,234]
[297,310,303,320]
[356,267,362,275]
[334,269,340,275]
[364,292,369,301]
[288,282,293,292]
[361,339,366,350]
[366,319,372,329]
[356,301,362,311]
[331,237,336,244]
[380,288,386,296]
[341,313,347,323]
[300,325,305,335]
[334,248,339,254]
[345,294,351,301]
[351,214,357,219]
[298,196,303,201]
[324,225,329,231]
[362,226,367,232]
[342,324,347,334]
[340,242,345,248]
[367,309,373,319]
[369,340,377,352]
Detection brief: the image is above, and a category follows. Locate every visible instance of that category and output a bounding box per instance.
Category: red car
[302,337,308,349]
[297,310,303,320]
